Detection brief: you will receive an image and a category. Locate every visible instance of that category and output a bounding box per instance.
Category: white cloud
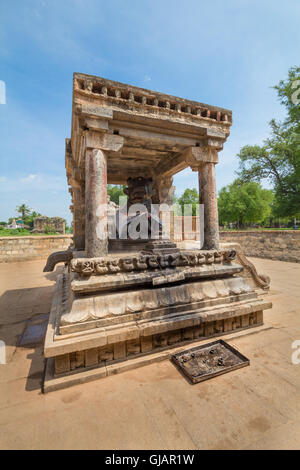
[0,173,67,193]
[20,174,39,183]
[0,173,71,223]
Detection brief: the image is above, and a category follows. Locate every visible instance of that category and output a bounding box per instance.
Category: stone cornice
[73,73,232,126]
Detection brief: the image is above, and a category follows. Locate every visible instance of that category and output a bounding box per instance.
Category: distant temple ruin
[33,216,65,234]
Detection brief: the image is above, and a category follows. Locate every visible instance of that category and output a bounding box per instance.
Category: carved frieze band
[70,249,236,276]
[74,77,232,124]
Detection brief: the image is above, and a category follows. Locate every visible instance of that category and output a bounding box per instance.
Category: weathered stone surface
[167,330,182,345]
[220,231,300,263]
[32,216,66,234]
[55,354,70,375]
[198,162,219,250]
[70,249,236,276]
[0,235,72,263]
[141,335,153,352]
[61,276,254,326]
[70,263,243,295]
[43,249,73,272]
[84,348,98,367]
[73,186,85,250]
[113,342,126,360]
[85,149,108,257]
[98,345,113,362]
[126,339,141,356]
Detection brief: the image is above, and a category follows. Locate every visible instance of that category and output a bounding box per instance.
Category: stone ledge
[0,235,72,240]
[220,230,299,235]
[43,324,272,393]
[44,274,271,358]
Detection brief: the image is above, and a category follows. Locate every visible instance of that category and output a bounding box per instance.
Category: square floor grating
[171,339,250,384]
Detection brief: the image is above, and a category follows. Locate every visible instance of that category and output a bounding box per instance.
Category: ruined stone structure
[43,73,271,391]
[32,216,65,234]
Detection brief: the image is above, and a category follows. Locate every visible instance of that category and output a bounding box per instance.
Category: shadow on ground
[0,265,64,393]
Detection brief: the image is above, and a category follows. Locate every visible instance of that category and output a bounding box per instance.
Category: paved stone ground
[0,257,299,449]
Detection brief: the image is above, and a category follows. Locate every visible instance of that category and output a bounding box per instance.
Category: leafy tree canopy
[236,66,300,218]
[107,184,126,205]
[176,188,199,216]
[16,203,31,219]
[218,180,274,227]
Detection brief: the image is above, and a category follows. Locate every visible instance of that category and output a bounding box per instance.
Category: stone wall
[220,230,300,263]
[0,235,72,263]
[1,231,299,263]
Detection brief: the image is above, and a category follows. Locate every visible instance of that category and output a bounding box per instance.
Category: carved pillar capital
[84,131,124,153]
[183,144,220,171]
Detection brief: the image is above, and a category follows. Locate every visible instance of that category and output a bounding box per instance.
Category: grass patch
[220,227,298,231]
[0,228,61,237]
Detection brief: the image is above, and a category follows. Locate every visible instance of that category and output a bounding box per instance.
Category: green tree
[218,180,274,227]
[236,66,300,218]
[107,185,126,205]
[23,211,42,229]
[16,203,31,219]
[176,188,199,216]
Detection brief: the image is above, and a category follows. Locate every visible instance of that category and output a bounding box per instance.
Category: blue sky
[0,0,299,224]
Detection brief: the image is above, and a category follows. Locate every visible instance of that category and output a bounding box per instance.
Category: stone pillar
[153,176,175,240]
[85,149,108,257]
[73,185,85,250]
[198,162,219,250]
[155,176,175,207]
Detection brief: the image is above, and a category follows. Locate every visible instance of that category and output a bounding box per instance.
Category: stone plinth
[44,248,271,389]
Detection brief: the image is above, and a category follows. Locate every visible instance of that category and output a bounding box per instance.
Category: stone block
[214,320,224,334]
[69,352,77,370]
[204,322,214,337]
[193,324,204,339]
[84,348,98,367]
[55,354,70,375]
[182,326,194,341]
[241,314,250,328]
[98,345,114,361]
[232,316,241,330]
[256,310,263,325]
[75,351,85,368]
[224,318,233,332]
[113,342,126,360]
[107,326,139,344]
[167,330,182,345]
[152,333,168,349]
[141,336,153,353]
[126,339,141,356]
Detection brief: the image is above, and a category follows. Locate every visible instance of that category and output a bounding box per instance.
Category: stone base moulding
[53,311,264,375]
[43,267,271,392]
[44,323,272,393]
